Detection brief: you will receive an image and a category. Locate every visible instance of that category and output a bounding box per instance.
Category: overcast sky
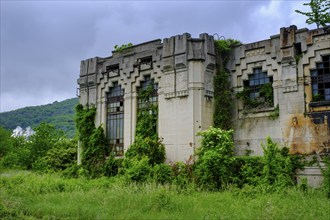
[1,0,314,112]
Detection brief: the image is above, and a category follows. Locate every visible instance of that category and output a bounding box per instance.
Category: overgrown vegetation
[123,83,166,182]
[195,128,235,190]
[269,104,280,120]
[1,78,329,219]
[1,170,329,219]
[236,83,274,110]
[0,123,76,171]
[125,85,165,166]
[75,104,108,178]
[114,43,133,53]
[213,39,240,129]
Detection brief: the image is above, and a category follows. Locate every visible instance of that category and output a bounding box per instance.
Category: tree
[295,0,330,29]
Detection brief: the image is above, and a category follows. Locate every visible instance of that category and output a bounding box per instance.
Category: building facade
[78,26,330,163]
[78,33,216,162]
[228,25,329,156]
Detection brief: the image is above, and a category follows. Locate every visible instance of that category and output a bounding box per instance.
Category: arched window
[106,82,124,156]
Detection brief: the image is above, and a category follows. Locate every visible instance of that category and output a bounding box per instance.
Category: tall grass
[1,170,330,219]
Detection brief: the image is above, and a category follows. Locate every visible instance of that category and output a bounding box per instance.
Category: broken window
[137,75,158,111]
[106,64,120,77]
[106,82,124,156]
[238,68,273,109]
[311,55,330,102]
[139,56,153,70]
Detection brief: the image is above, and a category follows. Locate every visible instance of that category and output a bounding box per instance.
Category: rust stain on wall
[284,114,329,154]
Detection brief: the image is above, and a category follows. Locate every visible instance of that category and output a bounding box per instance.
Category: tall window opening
[106,82,124,156]
[136,75,158,139]
[311,55,330,102]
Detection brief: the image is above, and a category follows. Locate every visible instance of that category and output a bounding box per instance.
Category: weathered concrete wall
[78,33,216,162]
[227,26,330,156]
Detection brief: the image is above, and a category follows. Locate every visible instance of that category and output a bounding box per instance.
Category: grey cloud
[1,0,309,112]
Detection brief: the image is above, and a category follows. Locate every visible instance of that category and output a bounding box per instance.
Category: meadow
[1,170,330,220]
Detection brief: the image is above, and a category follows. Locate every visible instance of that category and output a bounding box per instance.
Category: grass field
[1,170,330,219]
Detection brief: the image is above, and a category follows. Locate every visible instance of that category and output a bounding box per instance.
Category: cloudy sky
[1,0,314,112]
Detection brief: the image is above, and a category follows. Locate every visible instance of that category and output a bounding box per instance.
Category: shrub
[0,127,13,159]
[171,161,194,188]
[232,156,263,187]
[27,123,65,169]
[122,156,152,183]
[259,137,303,189]
[103,156,123,177]
[194,127,235,190]
[32,139,77,172]
[0,136,30,169]
[125,137,165,165]
[152,163,172,184]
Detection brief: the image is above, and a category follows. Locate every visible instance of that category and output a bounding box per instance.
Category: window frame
[106,82,124,156]
[311,55,330,102]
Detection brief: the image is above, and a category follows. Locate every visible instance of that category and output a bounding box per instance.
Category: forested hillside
[0,98,78,137]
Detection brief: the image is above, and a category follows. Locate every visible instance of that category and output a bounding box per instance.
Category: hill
[0,98,78,137]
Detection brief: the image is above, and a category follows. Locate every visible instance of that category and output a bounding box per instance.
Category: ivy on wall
[213,39,241,130]
[125,84,165,165]
[75,104,107,177]
[236,83,274,110]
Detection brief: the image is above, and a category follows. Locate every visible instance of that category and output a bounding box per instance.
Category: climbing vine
[75,104,107,177]
[125,84,165,165]
[236,83,274,111]
[213,39,241,129]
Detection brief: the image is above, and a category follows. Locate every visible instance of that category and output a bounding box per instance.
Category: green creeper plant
[125,84,165,165]
[75,104,107,178]
[213,39,240,129]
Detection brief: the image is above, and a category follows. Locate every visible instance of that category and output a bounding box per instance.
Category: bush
[0,127,13,159]
[171,161,194,189]
[125,137,165,165]
[122,156,152,183]
[259,137,303,189]
[232,156,263,187]
[194,127,235,190]
[32,139,77,172]
[152,163,172,184]
[27,123,65,169]
[0,136,30,169]
[103,156,123,177]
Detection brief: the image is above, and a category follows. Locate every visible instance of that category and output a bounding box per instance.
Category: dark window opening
[139,56,153,70]
[106,64,120,75]
[295,43,302,56]
[306,111,330,129]
[311,55,330,102]
[240,68,273,108]
[137,75,158,111]
[106,82,124,156]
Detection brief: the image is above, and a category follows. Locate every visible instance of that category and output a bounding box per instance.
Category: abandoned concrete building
[78,25,330,167]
